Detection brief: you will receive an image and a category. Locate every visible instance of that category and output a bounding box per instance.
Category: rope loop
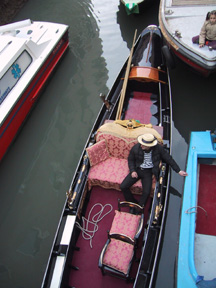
[76,203,113,248]
[185,206,207,217]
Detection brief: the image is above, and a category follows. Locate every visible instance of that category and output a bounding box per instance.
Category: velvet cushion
[102,238,134,275]
[96,132,137,159]
[110,210,141,240]
[87,157,143,194]
[86,140,110,166]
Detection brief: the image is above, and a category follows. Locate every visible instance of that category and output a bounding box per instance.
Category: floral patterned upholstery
[88,157,144,194]
[86,139,110,166]
[110,210,141,240]
[102,238,134,275]
[96,132,137,159]
[87,128,156,196]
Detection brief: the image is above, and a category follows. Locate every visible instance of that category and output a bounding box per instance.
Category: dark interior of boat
[65,83,163,287]
[67,186,152,288]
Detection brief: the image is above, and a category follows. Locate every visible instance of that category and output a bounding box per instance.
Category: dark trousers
[192,35,216,49]
[120,168,152,206]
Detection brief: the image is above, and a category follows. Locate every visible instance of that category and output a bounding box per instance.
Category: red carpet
[196,164,216,236]
[68,186,151,288]
[125,92,153,123]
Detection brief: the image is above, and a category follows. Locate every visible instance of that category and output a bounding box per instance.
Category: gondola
[176,131,216,288]
[41,24,173,288]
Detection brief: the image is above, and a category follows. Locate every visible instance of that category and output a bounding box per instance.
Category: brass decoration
[153,203,163,223]
[66,190,77,210]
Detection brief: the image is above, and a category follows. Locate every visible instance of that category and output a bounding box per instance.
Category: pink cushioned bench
[87,121,163,196]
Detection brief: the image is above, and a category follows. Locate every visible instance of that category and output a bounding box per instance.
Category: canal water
[0,0,216,287]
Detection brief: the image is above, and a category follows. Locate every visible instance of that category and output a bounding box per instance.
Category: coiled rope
[76,203,113,248]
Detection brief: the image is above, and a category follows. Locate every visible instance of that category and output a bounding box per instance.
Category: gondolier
[120,133,188,206]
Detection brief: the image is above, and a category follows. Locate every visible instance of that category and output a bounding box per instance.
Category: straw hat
[137,133,158,147]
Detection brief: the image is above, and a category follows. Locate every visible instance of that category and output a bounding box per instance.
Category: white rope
[76,203,113,248]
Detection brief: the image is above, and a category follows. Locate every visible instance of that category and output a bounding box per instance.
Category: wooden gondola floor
[68,186,151,288]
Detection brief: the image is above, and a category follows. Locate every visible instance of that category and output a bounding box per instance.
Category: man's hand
[179,170,188,176]
[131,171,138,178]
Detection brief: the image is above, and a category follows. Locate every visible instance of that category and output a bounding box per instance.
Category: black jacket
[128,143,180,180]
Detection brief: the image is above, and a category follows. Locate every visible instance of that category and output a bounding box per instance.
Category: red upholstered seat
[87,123,158,197]
[98,233,135,281]
[88,157,143,194]
[110,200,144,246]
[102,238,134,275]
[110,210,141,241]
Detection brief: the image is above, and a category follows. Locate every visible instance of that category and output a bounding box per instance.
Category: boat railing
[0,19,32,33]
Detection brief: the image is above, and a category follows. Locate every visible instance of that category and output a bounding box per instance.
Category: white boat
[159,0,216,77]
[177,131,216,287]
[0,19,69,161]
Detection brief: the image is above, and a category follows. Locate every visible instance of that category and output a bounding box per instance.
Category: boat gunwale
[177,131,216,287]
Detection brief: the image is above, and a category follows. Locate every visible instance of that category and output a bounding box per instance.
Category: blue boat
[177,131,216,288]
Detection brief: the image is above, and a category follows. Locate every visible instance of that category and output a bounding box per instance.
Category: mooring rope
[185,205,207,216]
[76,203,113,248]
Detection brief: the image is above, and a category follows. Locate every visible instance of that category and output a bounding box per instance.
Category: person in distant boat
[192,10,216,50]
[120,133,188,207]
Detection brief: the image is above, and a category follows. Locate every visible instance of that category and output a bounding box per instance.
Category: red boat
[0,19,69,161]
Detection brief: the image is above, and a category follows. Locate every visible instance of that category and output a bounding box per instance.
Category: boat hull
[177,131,216,287]
[0,25,69,162]
[42,25,172,288]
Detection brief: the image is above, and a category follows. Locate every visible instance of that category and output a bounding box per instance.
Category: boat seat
[98,232,135,282]
[109,200,144,247]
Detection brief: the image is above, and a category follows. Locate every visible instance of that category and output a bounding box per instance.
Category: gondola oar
[116,29,137,120]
